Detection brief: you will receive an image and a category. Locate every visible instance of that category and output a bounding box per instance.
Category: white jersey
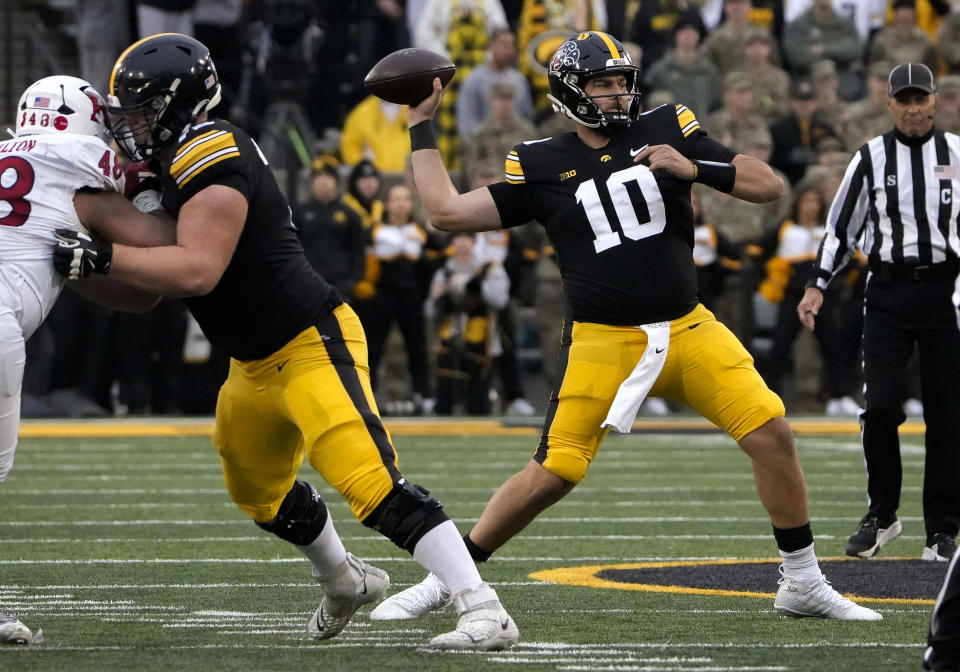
[0,133,123,338]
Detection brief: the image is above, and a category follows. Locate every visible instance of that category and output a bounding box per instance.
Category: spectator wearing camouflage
[935,75,960,136]
[643,14,721,116]
[810,60,851,144]
[736,28,790,123]
[782,0,863,101]
[706,71,769,153]
[461,79,538,178]
[644,89,676,110]
[799,136,849,189]
[456,28,534,143]
[697,134,784,250]
[937,9,960,73]
[868,0,939,74]
[742,128,792,231]
[845,61,896,150]
[703,0,777,73]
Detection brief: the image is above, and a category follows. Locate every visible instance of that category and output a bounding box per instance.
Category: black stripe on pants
[316,310,402,484]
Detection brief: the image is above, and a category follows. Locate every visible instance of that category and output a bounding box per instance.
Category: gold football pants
[213,303,400,523]
[537,304,785,483]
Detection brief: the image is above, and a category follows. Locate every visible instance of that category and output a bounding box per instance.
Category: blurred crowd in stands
[16,0,960,419]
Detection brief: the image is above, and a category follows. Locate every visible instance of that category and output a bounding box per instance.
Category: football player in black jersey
[373,31,881,622]
[50,33,518,650]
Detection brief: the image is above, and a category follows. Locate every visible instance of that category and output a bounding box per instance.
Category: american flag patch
[934,164,958,180]
[32,96,51,107]
[204,75,216,89]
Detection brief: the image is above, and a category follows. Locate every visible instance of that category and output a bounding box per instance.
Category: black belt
[870,260,960,281]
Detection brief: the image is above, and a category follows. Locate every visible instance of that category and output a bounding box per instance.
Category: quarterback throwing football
[375,31,881,623]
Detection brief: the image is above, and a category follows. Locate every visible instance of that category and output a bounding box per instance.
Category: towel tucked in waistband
[601,322,670,433]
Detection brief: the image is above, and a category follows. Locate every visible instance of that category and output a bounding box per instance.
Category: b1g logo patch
[552,42,580,71]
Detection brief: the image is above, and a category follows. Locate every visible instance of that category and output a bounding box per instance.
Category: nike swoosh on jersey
[629,144,649,158]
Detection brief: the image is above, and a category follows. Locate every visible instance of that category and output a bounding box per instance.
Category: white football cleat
[428,583,519,651]
[774,568,882,621]
[370,572,451,621]
[0,613,40,645]
[307,553,389,640]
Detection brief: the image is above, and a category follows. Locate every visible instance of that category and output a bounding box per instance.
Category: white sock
[780,542,821,583]
[295,514,348,581]
[412,520,483,596]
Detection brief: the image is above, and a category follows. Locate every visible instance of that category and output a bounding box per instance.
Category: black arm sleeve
[487,182,539,229]
[684,130,737,164]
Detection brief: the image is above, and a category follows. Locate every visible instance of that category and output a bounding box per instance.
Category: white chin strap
[546,93,603,129]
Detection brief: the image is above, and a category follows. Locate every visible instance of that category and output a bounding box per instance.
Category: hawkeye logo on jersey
[600,155,612,162]
[559,169,577,181]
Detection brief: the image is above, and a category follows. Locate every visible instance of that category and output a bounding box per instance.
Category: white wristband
[131,190,163,214]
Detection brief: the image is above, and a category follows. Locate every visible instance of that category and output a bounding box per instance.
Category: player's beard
[596,118,630,136]
[595,97,633,136]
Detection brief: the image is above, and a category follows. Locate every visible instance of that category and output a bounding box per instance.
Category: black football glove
[53,229,113,280]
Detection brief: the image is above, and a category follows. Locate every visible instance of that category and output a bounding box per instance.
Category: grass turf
[0,426,938,671]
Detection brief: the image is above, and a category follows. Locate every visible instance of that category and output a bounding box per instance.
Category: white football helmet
[15,75,111,144]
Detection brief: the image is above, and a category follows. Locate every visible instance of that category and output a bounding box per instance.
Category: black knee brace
[361,478,448,552]
[255,480,329,546]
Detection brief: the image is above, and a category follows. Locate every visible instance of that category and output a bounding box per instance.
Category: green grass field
[0,421,939,671]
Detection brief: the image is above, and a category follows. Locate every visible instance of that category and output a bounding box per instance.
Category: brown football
[364,48,456,106]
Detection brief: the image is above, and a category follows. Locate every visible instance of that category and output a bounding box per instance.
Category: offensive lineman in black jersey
[373,31,881,622]
[50,33,518,650]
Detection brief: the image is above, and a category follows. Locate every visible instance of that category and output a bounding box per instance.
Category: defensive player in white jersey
[0,75,174,645]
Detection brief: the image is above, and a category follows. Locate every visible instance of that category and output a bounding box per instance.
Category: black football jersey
[158,119,337,360]
[488,103,736,325]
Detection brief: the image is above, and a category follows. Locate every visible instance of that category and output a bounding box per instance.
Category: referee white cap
[888,63,937,96]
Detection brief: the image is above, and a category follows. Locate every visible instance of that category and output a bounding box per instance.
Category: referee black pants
[861,272,960,537]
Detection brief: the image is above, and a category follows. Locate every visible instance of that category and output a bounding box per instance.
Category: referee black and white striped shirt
[810,126,960,289]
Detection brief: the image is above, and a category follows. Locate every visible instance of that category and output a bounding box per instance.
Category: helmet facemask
[108,78,219,162]
[549,68,640,134]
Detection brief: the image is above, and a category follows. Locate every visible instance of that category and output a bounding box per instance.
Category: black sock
[773,522,814,553]
[463,534,492,563]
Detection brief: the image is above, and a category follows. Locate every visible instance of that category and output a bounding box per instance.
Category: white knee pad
[0,309,25,483]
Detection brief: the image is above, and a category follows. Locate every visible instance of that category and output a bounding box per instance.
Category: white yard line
[17,533,941,544]
[0,515,927,527]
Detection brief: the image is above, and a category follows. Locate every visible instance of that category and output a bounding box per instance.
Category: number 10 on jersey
[575,164,666,253]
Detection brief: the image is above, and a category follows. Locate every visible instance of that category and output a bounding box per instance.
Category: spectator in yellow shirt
[340,95,411,174]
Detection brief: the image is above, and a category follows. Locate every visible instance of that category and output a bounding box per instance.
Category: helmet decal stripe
[109,32,186,95]
[593,32,621,59]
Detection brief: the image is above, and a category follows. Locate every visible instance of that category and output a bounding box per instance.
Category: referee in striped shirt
[798,63,960,564]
